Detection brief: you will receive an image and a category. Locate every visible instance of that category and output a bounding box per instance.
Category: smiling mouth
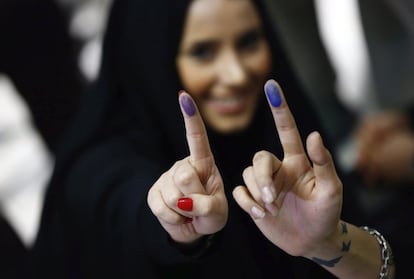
[207,95,247,115]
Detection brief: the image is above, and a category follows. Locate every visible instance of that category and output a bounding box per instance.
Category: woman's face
[176,0,272,133]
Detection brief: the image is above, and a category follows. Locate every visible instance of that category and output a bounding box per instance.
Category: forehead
[182,0,262,41]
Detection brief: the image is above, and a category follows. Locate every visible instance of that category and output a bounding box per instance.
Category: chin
[209,118,251,135]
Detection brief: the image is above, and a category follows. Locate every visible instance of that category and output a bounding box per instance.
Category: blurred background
[0,0,412,277]
[0,0,112,277]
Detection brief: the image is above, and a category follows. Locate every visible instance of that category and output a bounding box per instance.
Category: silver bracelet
[360,226,394,279]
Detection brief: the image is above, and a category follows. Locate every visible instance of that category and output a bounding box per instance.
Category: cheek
[177,60,213,98]
[248,45,272,80]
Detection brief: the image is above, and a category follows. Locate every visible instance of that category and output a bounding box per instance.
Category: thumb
[306,132,341,188]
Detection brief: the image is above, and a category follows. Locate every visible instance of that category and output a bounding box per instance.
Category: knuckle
[198,198,213,216]
[149,200,164,217]
[166,193,181,207]
[242,166,252,179]
[147,187,155,204]
[234,187,246,202]
[253,150,270,163]
[165,212,183,225]
[157,173,169,188]
[232,186,242,197]
[175,169,194,186]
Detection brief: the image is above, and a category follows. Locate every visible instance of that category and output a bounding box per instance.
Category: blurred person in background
[56,0,113,82]
[0,0,82,277]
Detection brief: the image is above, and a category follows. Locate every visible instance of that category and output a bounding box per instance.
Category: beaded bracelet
[360,226,394,279]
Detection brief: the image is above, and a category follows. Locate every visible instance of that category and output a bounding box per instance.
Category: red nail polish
[183,218,193,224]
[177,197,193,211]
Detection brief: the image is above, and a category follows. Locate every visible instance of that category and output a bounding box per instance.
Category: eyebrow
[180,39,218,54]
[180,26,263,53]
[237,28,262,39]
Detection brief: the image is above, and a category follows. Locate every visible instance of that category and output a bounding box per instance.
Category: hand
[358,130,414,184]
[356,111,409,150]
[147,92,228,244]
[233,80,342,257]
[355,111,413,184]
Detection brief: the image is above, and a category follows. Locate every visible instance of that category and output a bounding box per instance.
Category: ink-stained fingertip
[264,79,282,108]
[179,92,196,116]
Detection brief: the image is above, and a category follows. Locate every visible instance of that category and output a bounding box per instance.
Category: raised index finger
[264,79,305,157]
[179,91,213,162]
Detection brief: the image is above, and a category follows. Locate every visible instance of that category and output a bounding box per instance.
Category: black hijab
[33,0,339,278]
[49,0,321,173]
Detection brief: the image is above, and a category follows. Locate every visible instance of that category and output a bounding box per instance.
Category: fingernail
[262,186,275,204]
[183,217,193,224]
[251,206,265,219]
[265,203,279,217]
[177,197,193,211]
[265,80,282,107]
[179,94,196,116]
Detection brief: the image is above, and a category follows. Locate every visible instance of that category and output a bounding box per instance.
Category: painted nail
[183,217,193,224]
[265,81,282,107]
[251,206,265,219]
[179,94,196,116]
[177,197,193,211]
[262,186,275,204]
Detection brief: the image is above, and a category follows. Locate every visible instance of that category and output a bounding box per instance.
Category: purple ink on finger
[180,94,196,116]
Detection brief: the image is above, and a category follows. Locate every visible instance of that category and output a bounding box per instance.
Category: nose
[217,50,248,86]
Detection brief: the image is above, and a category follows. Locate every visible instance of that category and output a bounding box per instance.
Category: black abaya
[32,0,358,278]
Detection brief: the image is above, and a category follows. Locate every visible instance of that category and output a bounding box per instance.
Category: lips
[207,95,247,115]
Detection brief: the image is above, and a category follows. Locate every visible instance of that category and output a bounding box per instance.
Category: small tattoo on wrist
[342,240,351,252]
[312,256,343,267]
[341,222,348,234]
[312,222,352,268]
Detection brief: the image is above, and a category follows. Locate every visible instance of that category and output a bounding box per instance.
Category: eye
[236,30,262,52]
[188,42,216,63]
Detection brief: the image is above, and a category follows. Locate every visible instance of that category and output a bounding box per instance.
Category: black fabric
[0,215,28,279]
[32,0,357,278]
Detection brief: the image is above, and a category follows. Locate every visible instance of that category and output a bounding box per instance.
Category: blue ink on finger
[265,81,282,107]
[180,94,196,116]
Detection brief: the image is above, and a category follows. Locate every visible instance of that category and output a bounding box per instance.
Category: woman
[32,0,394,278]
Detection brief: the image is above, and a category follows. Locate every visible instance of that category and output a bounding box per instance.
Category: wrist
[169,233,217,259]
[304,221,351,268]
